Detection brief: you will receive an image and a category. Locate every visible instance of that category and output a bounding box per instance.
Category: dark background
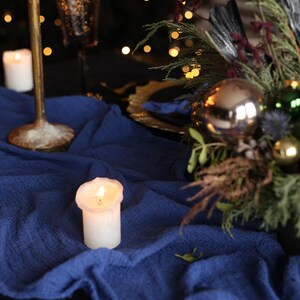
[0,0,174,76]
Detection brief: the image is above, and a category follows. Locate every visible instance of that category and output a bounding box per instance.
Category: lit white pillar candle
[2,49,33,92]
[75,177,124,250]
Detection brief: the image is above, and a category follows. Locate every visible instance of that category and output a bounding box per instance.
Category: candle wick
[98,198,102,205]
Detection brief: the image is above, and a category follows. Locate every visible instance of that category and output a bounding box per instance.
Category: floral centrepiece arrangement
[136,0,300,237]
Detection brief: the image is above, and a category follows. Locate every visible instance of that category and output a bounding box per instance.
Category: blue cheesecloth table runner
[0,87,298,300]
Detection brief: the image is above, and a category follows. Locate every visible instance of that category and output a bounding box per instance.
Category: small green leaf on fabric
[175,247,203,263]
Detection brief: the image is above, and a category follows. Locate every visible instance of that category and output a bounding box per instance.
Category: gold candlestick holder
[8,0,74,152]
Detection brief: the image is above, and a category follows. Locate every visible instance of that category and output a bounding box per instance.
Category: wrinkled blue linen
[0,87,298,300]
[142,99,191,115]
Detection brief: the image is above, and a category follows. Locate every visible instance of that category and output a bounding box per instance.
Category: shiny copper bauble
[203,78,263,142]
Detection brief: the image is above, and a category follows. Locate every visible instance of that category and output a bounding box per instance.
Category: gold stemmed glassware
[8,0,75,152]
[56,0,101,94]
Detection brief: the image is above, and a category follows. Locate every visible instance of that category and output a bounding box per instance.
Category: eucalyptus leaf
[189,127,205,145]
[175,247,203,263]
[199,146,208,165]
[220,148,228,161]
[187,149,197,173]
[216,201,234,212]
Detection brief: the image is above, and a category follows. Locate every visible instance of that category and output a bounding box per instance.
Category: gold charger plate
[127,80,186,134]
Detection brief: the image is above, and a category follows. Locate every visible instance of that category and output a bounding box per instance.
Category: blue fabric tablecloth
[142,99,191,115]
[0,87,298,300]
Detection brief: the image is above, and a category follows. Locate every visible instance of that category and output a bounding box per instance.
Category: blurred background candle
[2,49,33,92]
[75,177,124,249]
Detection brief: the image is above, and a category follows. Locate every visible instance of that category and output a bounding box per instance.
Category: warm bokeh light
[185,72,193,79]
[40,15,45,23]
[185,39,193,47]
[182,65,190,73]
[191,68,200,77]
[169,47,179,57]
[4,14,12,23]
[171,31,179,39]
[184,11,193,19]
[178,14,183,22]
[207,123,217,133]
[54,18,62,26]
[121,46,131,55]
[205,96,215,106]
[143,45,151,53]
[290,80,299,89]
[43,47,52,56]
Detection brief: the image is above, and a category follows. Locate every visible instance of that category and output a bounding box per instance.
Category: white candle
[75,177,124,249]
[2,49,33,92]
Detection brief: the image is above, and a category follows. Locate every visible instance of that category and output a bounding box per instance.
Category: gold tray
[127,81,186,134]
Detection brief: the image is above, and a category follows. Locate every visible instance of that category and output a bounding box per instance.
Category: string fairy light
[4,13,12,23]
[171,31,179,39]
[54,18,62,26]
[184,11,193,19]
[121,46,131,55]
[182,65,190,73]
[0,1,181,61]
[169,47,180,57]
[43,47,52,56]
[143,45,151,53]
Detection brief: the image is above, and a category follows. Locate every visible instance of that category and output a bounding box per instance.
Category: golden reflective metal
[8,0,75,152]
[272,138,300,166]
[203,78,263,142]
[127,81,186,134]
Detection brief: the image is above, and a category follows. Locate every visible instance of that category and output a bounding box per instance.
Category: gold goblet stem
[28,0,46,126]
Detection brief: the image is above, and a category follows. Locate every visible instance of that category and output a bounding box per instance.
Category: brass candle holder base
[8,120,75,152]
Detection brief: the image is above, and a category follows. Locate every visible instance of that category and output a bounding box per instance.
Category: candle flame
[98,186,105,198]
[97,186,105,205]
[14,53,21,61]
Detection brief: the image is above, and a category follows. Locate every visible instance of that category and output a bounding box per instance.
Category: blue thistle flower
[261,110,291,140]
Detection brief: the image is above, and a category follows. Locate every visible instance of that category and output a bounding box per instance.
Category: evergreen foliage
[137,0,300,237]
